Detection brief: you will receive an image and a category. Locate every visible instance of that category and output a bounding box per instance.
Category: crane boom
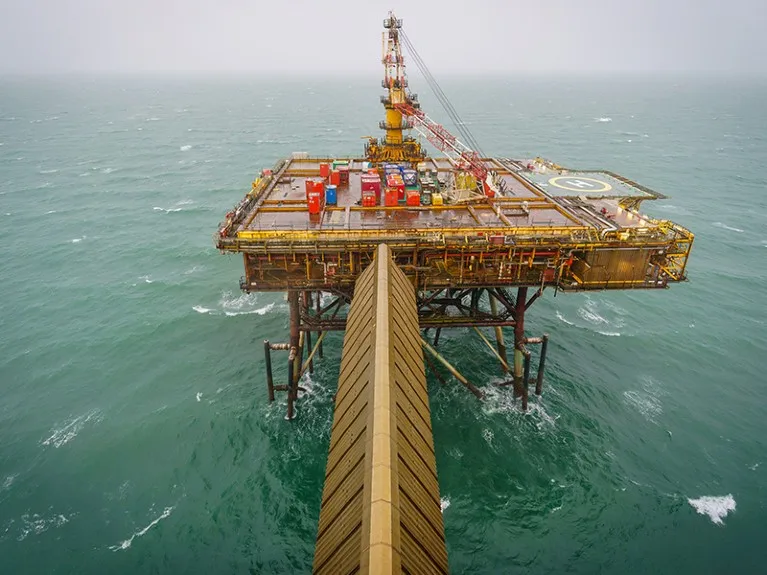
[369,12,497,198]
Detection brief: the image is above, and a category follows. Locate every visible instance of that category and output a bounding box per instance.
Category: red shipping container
[308,191,323,214]
[319,163,330,178]
[306,179,324,201]
[338,166,350,186]
[361,175,382,203]
[330,170,341,186]
[406,190,421,206]
[362,191,377,207]
[386,174,404,194]
[384,188,399,207]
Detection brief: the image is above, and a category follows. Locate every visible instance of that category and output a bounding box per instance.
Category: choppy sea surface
[1,74,765,573]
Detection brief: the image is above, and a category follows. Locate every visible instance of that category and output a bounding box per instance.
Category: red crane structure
[385,14,499,198]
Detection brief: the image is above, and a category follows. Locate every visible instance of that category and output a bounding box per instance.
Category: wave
[595,117,613,123]
[2,474,17,491]
[39,169,59,174]
[153,207,183,213]
[71,236,86,243]
[179,145,192,151]
[577,306,609,325]
[45,210,57,215]
[224,303,274,317]
[41,409,101,448]
[440,497,450,513]
[555,311,575,326]
[688,494,735,525]
[193,305,212,314]
[623,390,662,420]
[110,506,174,551]
[15,512,71,541]
[712,222,744,233]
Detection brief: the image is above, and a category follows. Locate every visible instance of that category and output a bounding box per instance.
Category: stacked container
[319,163,330,178]
[361,190,377,207]
[360,173,382,204]
[305,178,324,201]
[386,173,405,201]
[308,190,324,214]
[420,188,432,206]
[384,188,399,207]
[330,170,341,186]
[325,184,337,206]
[338,165,350,187]
[406,189,421,206]
[403,169,417,187]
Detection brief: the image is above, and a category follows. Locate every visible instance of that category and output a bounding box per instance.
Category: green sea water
[1,74,766,574]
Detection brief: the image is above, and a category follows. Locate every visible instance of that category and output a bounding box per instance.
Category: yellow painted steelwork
[313,244,448,575]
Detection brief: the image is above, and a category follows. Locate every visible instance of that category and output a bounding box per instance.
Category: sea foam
[42,409,101,448]
[713,222,744,233]
[110,506,174,551]
[688,494,736,525]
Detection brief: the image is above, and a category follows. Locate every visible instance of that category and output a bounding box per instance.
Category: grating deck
[313,244,448,575]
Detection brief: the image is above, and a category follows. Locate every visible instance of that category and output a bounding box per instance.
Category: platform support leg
[489,293,509,373]
[514,287,529,411]
[287,291,300,420]
[303,292,313,375]
[433,328,441,347]
[316,291,324,359]
[264,340,275,402]
[306,330,313,374]
[535,334,549,396]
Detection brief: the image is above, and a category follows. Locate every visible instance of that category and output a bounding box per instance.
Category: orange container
[319,163,330,178]
[367,168,378,175]
[406,190,421,206]
[384,188,399,207]
[330,170,341,186]
[305,179,314,200]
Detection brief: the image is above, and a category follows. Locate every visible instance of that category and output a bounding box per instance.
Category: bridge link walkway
[313,244,449,575]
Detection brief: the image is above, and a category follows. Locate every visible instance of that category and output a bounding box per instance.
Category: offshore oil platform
[215,13,693,574]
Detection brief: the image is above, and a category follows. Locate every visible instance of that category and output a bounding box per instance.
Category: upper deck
[216,155,693,292]
[226,157,667,237]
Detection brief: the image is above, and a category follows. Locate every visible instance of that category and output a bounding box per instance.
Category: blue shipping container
[325,185,337,205]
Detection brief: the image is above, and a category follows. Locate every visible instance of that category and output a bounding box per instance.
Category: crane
[372,12,499,199]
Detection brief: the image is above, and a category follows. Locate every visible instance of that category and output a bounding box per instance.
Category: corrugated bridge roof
[313,244,448,575]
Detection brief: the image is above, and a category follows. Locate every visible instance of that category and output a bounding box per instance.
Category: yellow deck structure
[313,245,448,575]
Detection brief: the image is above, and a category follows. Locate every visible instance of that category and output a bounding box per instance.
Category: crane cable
[400,29,485,157]
[400,30,479,151]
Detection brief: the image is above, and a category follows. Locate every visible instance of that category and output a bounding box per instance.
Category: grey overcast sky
[0,0,765,74]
